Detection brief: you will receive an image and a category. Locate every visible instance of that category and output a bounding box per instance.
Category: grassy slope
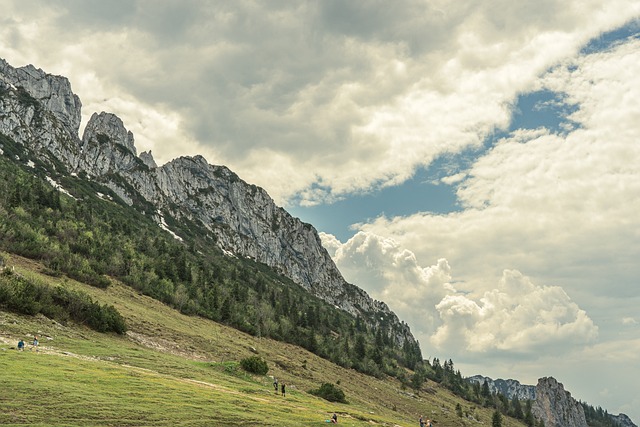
[0,254,524,427]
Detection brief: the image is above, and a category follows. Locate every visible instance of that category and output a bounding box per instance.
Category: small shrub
[309,382,347,403]
[239,356,269,375]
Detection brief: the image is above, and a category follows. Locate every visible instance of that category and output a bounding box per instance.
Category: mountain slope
[0,58,415,351]
[0,252,528,427]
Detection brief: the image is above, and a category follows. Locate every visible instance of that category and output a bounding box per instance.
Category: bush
[309,382,347,403]
[239,356,269,375]
[0,273,127,334]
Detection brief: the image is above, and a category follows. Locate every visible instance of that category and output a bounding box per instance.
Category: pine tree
[492,410,502,427]
[512,395,524,419]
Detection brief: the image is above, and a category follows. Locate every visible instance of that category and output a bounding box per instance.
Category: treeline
[0,265,126,334]
[0,139,420,378]
[581,402,621,427]
[407,358,543,426]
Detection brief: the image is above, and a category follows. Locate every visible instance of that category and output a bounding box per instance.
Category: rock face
[612,414,638,427]
[467,375,537,401]
[0,59,81,136]
[0,58,416,346]
[0,59,81,168]
[532,377,587,427]
[468,375,637,427]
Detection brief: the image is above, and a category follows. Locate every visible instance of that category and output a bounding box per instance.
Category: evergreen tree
[481,380,492,399]
[511,395,524,419]
[354,334,367,359]
[492,410,502,427]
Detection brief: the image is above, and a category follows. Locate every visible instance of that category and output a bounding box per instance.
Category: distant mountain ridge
[468,374,537,401]
[0,58,415,348]
[468,375,636,427]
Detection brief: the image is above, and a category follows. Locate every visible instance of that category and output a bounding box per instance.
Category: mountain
[468,375,536,401]
[533,377,588,427]
[0,58,417,357]
[468,375,636,427]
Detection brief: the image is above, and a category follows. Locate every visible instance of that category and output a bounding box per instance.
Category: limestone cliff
[532,377,587,427]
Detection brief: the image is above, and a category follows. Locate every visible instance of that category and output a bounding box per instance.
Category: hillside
[0,56,421,377]
[0,253,528,427]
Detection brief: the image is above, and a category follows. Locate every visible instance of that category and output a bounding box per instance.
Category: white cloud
[431,269,597,355]
[359,36,640,303]
[326,232,596,358]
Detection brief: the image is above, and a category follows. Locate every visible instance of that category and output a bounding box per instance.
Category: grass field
[0,254,525,427]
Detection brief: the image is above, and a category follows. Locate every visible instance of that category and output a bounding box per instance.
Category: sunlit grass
[0,254,525,426]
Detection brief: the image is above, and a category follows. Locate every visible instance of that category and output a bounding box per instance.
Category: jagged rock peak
[82,112,136,155]
[533,377,587,427]
[0,58,82,135]
[139,150,157,169]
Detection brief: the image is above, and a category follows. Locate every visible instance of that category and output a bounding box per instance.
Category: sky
[1,0,639,420]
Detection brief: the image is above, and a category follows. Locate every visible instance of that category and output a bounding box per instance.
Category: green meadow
[0,254,524,427]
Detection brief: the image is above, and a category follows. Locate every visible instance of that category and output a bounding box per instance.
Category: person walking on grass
[17,339,24,351]
[32,336,39,352]
[281,382,286,397]
[274,377,278,394]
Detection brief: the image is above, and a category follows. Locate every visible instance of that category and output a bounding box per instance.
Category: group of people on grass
[272,378,286,397]
[419,415,433,427]
[16,336,38,351]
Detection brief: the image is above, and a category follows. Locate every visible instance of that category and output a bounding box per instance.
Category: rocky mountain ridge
[468,375,636,427]
[468,375,537,401]
[0,58,415,347]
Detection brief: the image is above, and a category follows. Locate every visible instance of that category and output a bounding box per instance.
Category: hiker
[419,415,425,427]
[281,382,286,397]
[426,419,432,427]
[273,377,278,393]
[331,413,338,423]
[17,339,24,351]
[32,336,39,351]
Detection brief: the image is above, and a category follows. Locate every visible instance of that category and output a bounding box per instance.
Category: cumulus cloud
[330,231,456,335]
[325,232,596,358]
[431,270,597,355]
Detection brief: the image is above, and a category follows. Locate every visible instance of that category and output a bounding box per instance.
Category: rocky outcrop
[467,375,536,401]
[612,413,638,427]
[79,112,142,177]
[0,59,81,136]
[468,375,636,427]
[0,58,415,347]
[139,151,157,169]
[532,377,587,427]
[0,59,81,169]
